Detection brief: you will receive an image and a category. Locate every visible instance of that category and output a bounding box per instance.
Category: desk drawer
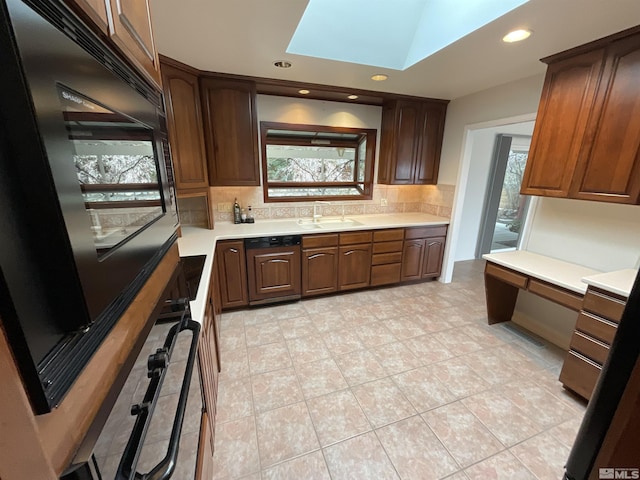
[569,331,609,365]
[340,231,373,245]
[583,288,626,323]
[528,279,583,311]
[484,262,528,289]
[372,241,403,254]
[559,351,601,400]
[371,252,402,265]
[373,229,404,242]
[575,311,617,345]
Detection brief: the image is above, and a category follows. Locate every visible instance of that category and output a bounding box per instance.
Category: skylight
[287,0,530,70]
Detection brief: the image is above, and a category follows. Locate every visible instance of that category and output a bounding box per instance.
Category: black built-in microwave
[0,0,179,413]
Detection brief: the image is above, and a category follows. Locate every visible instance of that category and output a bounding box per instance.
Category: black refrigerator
[564,269,640,479]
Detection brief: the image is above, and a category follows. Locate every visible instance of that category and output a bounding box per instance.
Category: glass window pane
[266,145,356,183]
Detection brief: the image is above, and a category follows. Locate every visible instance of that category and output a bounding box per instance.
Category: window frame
[260,121,377,203]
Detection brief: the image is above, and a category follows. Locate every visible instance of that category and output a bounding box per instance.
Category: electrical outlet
[217,202,232,213]
[380,198,388,206]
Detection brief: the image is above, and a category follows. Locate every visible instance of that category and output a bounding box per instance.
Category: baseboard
[511,311,571,350]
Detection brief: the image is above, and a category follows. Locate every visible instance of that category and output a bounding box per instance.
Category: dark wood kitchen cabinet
[338,231,372,291]
[66,0,109,34]
[378,100,447,185]
[302,234,339,297]
[107,0,162,88]
[195,412,214,480]
[200,77,261,186]
[161,59,209,190]
[370,229,404,286]
[521,27,640,204]
[401,226,447,281]
[198,291,219,450]
[216,240,248,309]
[246,245,301,304]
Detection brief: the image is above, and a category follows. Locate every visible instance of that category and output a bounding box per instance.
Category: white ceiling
[150,0,640,100]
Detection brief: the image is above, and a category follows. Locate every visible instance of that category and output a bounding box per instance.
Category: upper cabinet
[65,0,161,88]
[107,0,162,88]
[161,60,209,190]
[200,77,261,186]
[378,100,447,185]
[521,28,640,204]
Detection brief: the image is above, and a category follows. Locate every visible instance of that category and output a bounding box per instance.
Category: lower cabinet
[338,244,372,290]
[216,240,248,309]
[195,412,214,480]
[401,226,447,281]
[371,229,404,286]
[245,245,301,304]
[302,247,339,296]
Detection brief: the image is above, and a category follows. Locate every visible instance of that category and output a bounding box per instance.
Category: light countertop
[582,269,638,297]
[482,250,601,294]
[178,212,450,324]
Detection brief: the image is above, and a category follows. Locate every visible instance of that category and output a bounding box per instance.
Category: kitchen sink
[296,218,362,229]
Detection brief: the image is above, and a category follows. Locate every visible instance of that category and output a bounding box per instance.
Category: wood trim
[0,322,58,479]
[35,243,180,474]
[159,54,201,76]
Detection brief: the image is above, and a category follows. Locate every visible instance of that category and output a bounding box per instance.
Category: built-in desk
[482,251,600,325]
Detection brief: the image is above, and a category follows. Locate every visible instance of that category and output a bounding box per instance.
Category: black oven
[0,0,179,413]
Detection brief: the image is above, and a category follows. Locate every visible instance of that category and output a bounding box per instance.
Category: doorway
[476,134,531,256]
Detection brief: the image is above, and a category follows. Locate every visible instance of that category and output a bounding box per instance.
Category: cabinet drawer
[302,234,338,248]
[340,231,373,245]
[569,330,610,365]
[484,263,528,289]
[372,241,403,254]
[405,225,448,239]
[528,279,583,311]
[559,351,601,400]
[373,229,404,242]
[371,263,402,286]
[575,311,617,344]
[583,288,626,323]
[371,252,402,265]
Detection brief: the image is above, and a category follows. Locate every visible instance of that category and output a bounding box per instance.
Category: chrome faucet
[313,201,331,223]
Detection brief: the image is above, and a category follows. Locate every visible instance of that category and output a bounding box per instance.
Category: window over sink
[260,121,376,202]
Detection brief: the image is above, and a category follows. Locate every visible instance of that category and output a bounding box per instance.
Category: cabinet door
[521,49,605,197]
[401,239,425,281]
[246,246,301,302]
[107,0,161,87]
[66,0,109,34]
[302,247,339,297]
[415,104,446,184]
[200,78,260,186]
[570,35,640,204]
[338,244,372,291]
[216,240,248,309]
[422,236,446,278]
[198,305,219,451]
[388,101,420,184]
[195,412,214,480]
[161,62,209,190]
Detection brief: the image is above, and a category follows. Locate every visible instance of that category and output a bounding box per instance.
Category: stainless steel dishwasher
[244,235,302,306]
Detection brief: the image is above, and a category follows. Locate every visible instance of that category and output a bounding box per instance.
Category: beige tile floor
[211,260,587,480]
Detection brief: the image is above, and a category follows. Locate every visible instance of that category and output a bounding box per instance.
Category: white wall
[439,74,545,185]
[525,197,640,272]
[455,123,534,261]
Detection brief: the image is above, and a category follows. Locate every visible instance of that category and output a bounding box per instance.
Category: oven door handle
[116,318,201,480]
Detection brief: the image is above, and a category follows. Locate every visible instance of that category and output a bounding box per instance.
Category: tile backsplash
[185,184,456,225]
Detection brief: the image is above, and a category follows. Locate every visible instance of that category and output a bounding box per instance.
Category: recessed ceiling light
[371,74,388,81]
[347,95,359,100]
[298,89,310,95]
[502,29,532,43]
[274,60,292,68]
